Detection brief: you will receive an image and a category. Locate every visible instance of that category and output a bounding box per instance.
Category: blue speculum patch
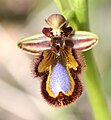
[50,63,71,95]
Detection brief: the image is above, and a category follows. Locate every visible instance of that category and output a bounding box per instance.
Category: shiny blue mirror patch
[50,63,70,95]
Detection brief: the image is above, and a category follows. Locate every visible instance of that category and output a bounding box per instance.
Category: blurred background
[0,0,111,120]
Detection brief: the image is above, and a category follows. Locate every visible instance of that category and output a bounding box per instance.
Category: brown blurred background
[0,0,111,120]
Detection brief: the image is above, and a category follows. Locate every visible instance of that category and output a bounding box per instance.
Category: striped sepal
[71,31,98,52]
[17,34,51,55]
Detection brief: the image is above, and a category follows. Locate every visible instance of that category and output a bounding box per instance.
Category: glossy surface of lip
[50,63,70,95]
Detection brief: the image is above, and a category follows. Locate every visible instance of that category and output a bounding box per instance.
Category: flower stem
[54,0,111,120]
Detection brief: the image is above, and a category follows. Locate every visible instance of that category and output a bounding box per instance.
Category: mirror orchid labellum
[17,14,98,107]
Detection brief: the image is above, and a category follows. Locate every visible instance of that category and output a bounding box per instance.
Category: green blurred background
[0,0,111,120]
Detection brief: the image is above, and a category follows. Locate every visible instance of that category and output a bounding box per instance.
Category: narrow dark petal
[42,27,52,37]
[62,27,74,37]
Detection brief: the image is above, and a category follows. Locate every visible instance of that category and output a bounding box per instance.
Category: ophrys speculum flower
[17,14,98,107]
